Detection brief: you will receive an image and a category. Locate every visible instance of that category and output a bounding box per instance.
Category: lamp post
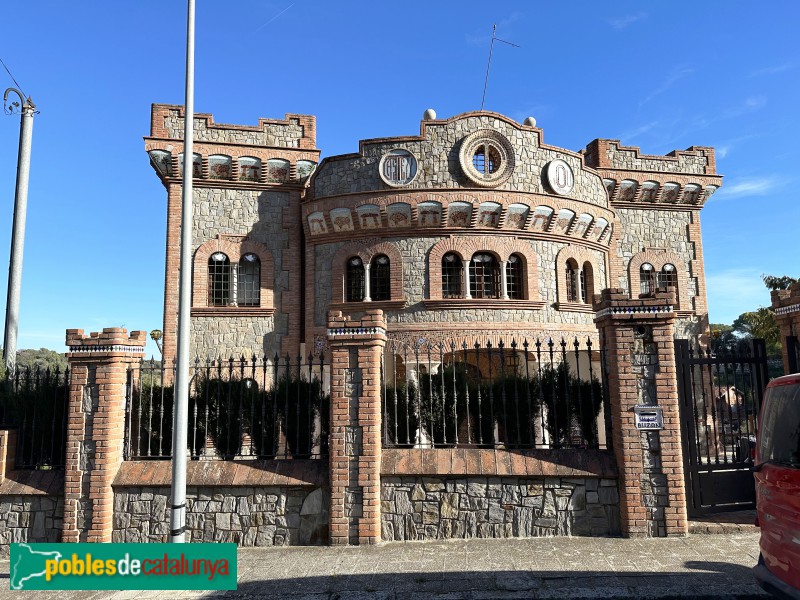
[150,329,163,357]
[2,88,35,374]
[170,0,196,544]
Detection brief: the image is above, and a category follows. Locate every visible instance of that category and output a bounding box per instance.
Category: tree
[732,308,780,358]
[14,348,68,374]
[762,274,798,291]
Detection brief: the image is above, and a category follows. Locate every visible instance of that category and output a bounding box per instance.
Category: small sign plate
[633,405,664,430]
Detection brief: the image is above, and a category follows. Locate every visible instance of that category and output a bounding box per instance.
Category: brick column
[63,328,146,543]
[772,284,800,374]
[327,309,386,545]
[594,289,687,537]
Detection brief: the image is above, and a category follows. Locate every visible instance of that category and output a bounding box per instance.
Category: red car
[754,373,800,599]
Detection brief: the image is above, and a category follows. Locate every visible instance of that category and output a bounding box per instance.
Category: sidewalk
[1,533,768,599]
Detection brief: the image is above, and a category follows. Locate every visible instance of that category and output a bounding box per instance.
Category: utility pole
[3,87,35,374]
[169,0,195,543]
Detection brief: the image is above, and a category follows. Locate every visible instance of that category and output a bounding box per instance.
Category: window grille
[208,253,231,306]
[442,253,462,298]
[506,254,523,299]
[346,257,365,302]
[582,262,594,304]
[472,144,502,175]
[470,253,499,299]
[238,253,261,307]
[640,263,656,295]
[565,260,578,302]
[370,255,391,301]
[658,263,678,304]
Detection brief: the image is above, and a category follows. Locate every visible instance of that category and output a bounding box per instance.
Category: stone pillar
[500,260,509,300]
[327,309,386,545]
[363,264,372,302]
[0,429,17,483]
[593,289,687,537]
[62,328,146,543]
[772,284,800,374]
[462,260,471,299]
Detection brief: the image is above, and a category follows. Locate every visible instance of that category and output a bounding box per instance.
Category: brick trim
[329,240,404,304]
[555,246,604,305]
[427,235,538,301]
[192,235,275,310]
[628,249,689,310]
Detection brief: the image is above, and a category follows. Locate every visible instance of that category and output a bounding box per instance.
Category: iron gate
[675,339,769,516]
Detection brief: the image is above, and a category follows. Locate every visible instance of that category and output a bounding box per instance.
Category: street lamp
[150,329,163,357]
[2,87,36,374]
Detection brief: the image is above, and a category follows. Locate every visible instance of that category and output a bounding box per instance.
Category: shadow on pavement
[211,560,767,599]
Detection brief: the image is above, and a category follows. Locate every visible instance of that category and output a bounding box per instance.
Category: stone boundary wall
[381,476,619,541]
[0,470,65,553]
[0,495,63,550]
[113,486,328,546]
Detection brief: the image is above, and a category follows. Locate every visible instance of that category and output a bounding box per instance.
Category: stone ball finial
[523,116,537,127]
[423,108,437,120]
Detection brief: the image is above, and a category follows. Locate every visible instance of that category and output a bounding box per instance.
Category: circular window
[458,130,515,187]
[379,149,418,187]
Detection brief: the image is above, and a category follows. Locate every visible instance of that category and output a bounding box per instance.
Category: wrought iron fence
[677,340,768,467]
[125,354,330,460]
[381,337,610,450]
[787,335,800,375]
[0,366,69,469]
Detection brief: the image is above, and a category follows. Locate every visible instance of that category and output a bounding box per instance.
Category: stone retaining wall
[113,486,328,546]
[0,495,63,549]
[381,476,619,541]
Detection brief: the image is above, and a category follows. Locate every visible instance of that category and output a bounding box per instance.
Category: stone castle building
[144,104,721,364]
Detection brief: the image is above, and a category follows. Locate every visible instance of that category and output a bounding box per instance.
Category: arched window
[581,262,594,304]
[658,263,678,303]
[506,254,524,300]
[565,259,579,302]
[370,255,391,301]
[640,263,656,295]
[346,257,365,302]
[442,253,462,298]
[470,253,499,299]
[238,253,261,307]
[208,252,231,306]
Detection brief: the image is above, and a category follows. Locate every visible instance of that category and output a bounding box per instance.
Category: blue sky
[1,1,798,358]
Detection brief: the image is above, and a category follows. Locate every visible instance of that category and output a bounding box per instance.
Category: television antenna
[481,24,520,111]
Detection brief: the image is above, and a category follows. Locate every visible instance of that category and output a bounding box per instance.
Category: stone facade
[147,105,719,361]
[191,315,279,358]
[381,476,619,541]
[0,495,63,549]
[112,486,328,545]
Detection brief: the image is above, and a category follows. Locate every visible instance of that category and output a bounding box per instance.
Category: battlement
[583,139,716,176]
[149,104,316,150]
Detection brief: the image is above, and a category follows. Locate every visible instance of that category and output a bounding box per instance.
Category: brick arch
[330,240,404,303]
[628,249,688,308]
[193,236,275,308]
[427,236,538,301]
[555,246,603,305]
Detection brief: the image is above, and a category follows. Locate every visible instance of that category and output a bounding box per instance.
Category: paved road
[1,533,768,599]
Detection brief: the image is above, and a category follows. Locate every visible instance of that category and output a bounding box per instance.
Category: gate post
[327,309,386,545]
[62,328,146,543]
[594,289,687,537]
[772,284,800,374]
